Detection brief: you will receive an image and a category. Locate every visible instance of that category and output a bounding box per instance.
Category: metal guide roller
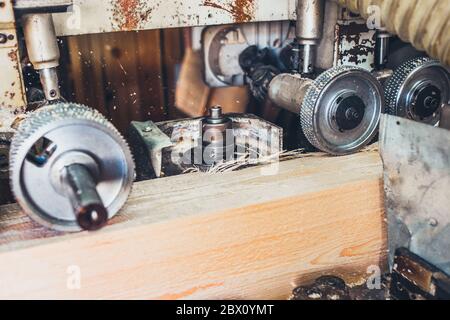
[300,66,383,155]
[9,103,135,232]
[269,65,383,155]
[384,57,450,126]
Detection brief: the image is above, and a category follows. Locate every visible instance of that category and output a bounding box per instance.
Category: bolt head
[0,33,7,44]
[429,218,438,227]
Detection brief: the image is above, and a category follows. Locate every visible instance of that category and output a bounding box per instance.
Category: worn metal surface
[129,114,282,180]
[296,0,324,74]
[22,13,60,70]
[268,73,313,114]
[384,57,450,126]
[333,0,450,66]
[22,13,63,101]
[203,1,340,87]
[203,21,294,87]
[315,0,339,71]
[9,103,135,232]
[51,0,297,36]
[300,66,382,155]
[296,0,323,42]
[334,11,376,71]
[380,114,450,275]
[129,120,173,178]
[0,0,27,131]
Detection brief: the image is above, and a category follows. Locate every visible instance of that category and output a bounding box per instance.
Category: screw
[345,107,359,121]
[0,33,7,44]
[429,218,438,227]
[424,96,438,109]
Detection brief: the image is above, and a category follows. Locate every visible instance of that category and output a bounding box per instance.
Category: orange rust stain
[203,0,255,23]
[156,282,224,300]
[230,0,255,22]
[7,49,18,63]
[120,0,139,30]
[112,0,153,31]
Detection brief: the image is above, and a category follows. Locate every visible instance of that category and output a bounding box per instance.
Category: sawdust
[184,143,379,175]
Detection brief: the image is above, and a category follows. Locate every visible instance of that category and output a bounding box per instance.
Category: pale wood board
[0,151,386,299]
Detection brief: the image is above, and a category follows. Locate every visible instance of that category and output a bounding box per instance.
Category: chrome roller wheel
[384,57,450,125]
[300,66,383,155]
[9,103,135,232]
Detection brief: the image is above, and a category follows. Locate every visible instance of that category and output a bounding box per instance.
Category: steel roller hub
[9,103,135,232]
[300,66,383,155]
[385,57,450,125]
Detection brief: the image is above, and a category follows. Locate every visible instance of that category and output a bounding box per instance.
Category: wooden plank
[161,28,184,119]
[135,29,167,122]
[64,29,170,132]
[0,151,386,299]
[63,36,85,103]
[101,31,143,132]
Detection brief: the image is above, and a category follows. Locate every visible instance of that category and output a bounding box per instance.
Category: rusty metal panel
[380,114,450,276]
[334,12,376,72]
[0,0,27,131]
[51,0,297,36]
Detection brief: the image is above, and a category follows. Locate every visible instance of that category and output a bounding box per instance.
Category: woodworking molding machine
[1,0,450,299]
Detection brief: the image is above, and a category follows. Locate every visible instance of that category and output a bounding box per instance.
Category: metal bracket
[129,114,283,180]
[129,121,173,178]
[380,114,450,276]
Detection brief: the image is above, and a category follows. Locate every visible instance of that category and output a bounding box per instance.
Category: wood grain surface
[0,151,387,299]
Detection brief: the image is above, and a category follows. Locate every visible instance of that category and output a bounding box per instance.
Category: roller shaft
[202,106,234,165]
[376,30,390,69]
[64,164,108,231]
[39,68,61,100]
[296,0,324,44]
[22,13,61,101]
[268,74,313,113]
[297,0,325,74]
